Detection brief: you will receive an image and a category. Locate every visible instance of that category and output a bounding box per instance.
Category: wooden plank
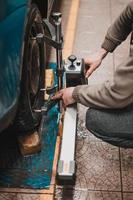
[40,194,53,200]
[44,69,54,100]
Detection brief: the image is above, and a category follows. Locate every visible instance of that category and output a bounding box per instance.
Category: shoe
[18,131,42,156]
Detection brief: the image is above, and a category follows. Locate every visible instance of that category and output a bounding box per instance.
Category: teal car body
[0,0,53,132]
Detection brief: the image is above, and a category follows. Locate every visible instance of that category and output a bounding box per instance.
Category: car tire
[14,4,46,134]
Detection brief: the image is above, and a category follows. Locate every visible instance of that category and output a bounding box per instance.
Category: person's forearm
[98,48,108,60]
[72,56,133,109]
[102,2,133,52]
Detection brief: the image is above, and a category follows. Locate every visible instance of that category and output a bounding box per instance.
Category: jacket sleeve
[72,56,133,109]
[101,2,133,52]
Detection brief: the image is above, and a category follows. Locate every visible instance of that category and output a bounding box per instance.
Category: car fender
[0,5,28,129]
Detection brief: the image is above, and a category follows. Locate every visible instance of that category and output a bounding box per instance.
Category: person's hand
[85,48,108,78]
[85,52,102,77]
[51,87,76,107]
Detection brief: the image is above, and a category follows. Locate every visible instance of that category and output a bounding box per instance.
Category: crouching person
[52,2,133,148]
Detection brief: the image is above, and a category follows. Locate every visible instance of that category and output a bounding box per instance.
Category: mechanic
[52,2,133,148]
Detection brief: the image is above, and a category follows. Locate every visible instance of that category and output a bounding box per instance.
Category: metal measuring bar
[57,105,77,183]
[51,12,63,90]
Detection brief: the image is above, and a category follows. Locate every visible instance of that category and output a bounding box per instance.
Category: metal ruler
[57,105,77,183]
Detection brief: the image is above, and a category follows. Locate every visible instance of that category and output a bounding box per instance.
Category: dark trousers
[86,104,133,148]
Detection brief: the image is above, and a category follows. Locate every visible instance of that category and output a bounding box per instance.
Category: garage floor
[0,0,133,199]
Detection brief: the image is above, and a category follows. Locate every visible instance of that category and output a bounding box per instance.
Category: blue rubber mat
[0,107,59,189]
[0,63,60,189]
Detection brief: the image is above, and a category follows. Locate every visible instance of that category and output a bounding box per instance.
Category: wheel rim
[27,17,44,111]
[29,40,40,96]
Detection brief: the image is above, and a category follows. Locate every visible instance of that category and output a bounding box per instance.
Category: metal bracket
[43,35,63,50]
[43,19,56,40]
[43,19,63,50]
[31,33,62,50]
[34,105,47,114]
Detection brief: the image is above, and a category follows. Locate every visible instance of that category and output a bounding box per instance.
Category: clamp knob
[68,55,77,68]
[51,12,62,23]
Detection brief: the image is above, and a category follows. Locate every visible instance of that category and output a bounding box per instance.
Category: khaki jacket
[72,2,133,109]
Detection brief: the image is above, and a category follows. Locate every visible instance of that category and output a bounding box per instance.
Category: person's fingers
[85,67,94,77]
[61,99,66,109]
[51,90,63,99]
[62,99,69,107]
[84,58,91,64]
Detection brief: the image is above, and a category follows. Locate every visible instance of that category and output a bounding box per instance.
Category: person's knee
[86,108,98,132]
[85,108,109,136]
